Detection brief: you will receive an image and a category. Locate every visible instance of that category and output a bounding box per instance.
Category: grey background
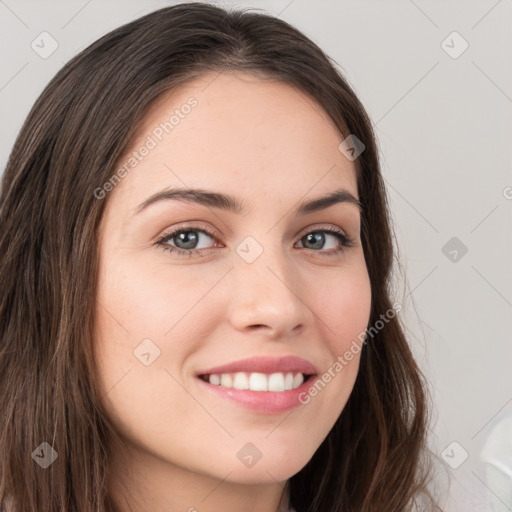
[1,1,511,510]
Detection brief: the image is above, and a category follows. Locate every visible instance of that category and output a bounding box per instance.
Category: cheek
[93,255,233,408]
[298,261,371,412]
[308,261,372,354]
[96,253,226,342]
[93,258,208,446]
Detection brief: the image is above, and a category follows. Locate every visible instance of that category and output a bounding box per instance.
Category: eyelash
[155,223,356,258]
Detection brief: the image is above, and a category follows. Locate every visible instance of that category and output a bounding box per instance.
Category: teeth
[268,372,285,392]
[284,372,294,390]
[293,373,304,388]
[233,372,249,390]
[220,374,232,388]
[249,372,268,391]
[204,372,306,392]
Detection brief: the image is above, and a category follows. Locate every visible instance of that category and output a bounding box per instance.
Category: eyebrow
[134,186,362,216]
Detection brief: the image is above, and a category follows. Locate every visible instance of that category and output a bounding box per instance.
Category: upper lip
[196,356,318,376]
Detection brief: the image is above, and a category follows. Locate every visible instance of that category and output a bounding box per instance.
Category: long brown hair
[0,3,442,511]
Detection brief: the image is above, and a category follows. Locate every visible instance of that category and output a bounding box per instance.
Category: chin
[219,459,308,485]
[219,444,314,484]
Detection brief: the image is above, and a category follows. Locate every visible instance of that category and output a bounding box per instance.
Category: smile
[198,371,309,392]
[194,355,318,413]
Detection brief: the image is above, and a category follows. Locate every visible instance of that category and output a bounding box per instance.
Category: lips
[194,356,319,413]
[196,355,318,377]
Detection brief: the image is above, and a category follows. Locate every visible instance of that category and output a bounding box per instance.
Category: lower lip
[195,375,316,414]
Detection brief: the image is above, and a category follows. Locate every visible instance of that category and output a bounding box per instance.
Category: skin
[94,71,372,512]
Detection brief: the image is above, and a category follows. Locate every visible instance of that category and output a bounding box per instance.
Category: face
[94,71,371,493]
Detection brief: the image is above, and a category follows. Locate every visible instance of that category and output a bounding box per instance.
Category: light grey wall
[1,1,511,510]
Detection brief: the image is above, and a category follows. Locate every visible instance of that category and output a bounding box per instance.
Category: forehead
[111,71,358,209]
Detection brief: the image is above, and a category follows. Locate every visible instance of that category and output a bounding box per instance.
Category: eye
[296,226,355,255]
[155,224,356,258]
[156,224,219,257]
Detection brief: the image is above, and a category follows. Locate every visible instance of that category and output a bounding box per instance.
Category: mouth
[194,355,318,413]
[197,371,315,392]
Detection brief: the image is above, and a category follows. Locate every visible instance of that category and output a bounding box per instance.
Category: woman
[0,3,442,511]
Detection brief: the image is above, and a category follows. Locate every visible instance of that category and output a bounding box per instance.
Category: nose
[227,244,313,339]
